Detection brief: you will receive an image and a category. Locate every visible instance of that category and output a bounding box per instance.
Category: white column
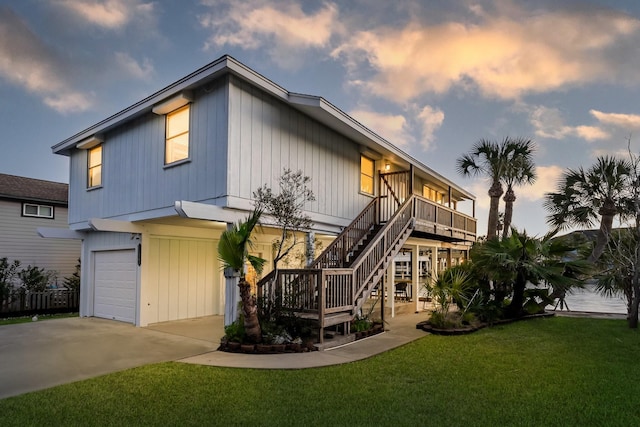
[411,244,419,313]
[431,246,438,278]
[223,222,239,326]
[387,258,396,317]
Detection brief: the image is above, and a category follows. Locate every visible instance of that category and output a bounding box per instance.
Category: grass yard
[0,316,638,426]
[0,312,78,326]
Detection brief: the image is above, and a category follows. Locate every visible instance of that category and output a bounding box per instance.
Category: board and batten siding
[227,76,371,222]
[67,78,230,227]
[0,199,80,280]
[143,236,221,325]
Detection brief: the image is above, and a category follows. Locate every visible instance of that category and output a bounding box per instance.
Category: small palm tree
[545,156,632,262]
[457,138,526,240]
[218,208,267,343]
[501,138,536,238]
[471,228,589,318]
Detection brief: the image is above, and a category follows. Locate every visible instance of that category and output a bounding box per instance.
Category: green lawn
[0,312,78,326]
[1,317,638,426]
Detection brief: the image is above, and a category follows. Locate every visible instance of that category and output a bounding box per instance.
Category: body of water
[557,284,627,314]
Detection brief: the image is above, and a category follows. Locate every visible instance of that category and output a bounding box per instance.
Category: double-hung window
[165,105,190,164]
[88,145,102,188]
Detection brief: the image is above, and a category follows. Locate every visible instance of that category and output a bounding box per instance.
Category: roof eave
[287,94,475,200]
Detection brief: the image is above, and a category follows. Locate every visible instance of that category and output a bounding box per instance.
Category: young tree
[253,169,315,271]
[218,208,267,343]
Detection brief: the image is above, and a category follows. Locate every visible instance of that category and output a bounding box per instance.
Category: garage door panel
[94,250,136,324]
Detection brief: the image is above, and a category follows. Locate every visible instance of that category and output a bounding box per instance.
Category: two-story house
[43,55,476,333]
[0,173,80,282]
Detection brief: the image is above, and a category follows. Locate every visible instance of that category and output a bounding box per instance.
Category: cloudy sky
[2,0,640,237]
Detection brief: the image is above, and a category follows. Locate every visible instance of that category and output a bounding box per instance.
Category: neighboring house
[43,55,477,330]
[0,173,80,282]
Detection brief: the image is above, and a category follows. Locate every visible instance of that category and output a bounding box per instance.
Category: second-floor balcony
[379,170,476,243]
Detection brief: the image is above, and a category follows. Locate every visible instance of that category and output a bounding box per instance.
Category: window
[360,155,375,195]
[88,145,102,188]
[165,105,190,164]
[23,203,53,218]
[423,185,443,204]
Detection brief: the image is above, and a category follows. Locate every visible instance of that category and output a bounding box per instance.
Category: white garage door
[94,249,137,323]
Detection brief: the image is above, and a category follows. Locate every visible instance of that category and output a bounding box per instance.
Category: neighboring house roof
[0,173,68,204]
[52,54,474,201]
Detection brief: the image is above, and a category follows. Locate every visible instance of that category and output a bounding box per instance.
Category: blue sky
[2,0,640,237]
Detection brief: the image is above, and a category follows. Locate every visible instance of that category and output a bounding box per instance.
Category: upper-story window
[165,105,190,164]
[88,145,102,188]
[360,155,375,195]
[423,185,443,204]
[23,203,54,219]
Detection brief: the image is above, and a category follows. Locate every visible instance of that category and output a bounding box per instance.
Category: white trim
[37,227,85,239]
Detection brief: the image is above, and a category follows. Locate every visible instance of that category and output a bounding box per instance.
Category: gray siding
[0,199,80,281]
[68,79,230,226]
[227,76,370,221]
[68,74,371,227]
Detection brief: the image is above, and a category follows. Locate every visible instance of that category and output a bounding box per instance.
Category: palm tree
[544,156,632,262]
[471,228,589,318]
[218,208,267,343]
[457,137,525,240]
[501,138,536,238]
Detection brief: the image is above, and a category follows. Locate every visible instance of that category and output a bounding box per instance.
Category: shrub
[63,259,81,292]
[0,257,21,306]
[224,319,245,343]
[18,265,54,292]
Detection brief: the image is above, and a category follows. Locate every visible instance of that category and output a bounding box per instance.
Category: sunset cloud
[517,165,564,201]
[590,110,640,130]
[0,7,93,113]
[417,105,445,149]
[350,104,444,150]
[528,105,609,141]
[332,3,640,102]
[114,52,154,79]
[200,0,340,66]
[56,0,155,30]
[350,109,410,147]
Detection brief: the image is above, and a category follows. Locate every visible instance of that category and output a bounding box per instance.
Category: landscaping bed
[416,312,555,335]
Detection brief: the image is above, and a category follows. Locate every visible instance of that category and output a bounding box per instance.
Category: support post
[412,244,419,313]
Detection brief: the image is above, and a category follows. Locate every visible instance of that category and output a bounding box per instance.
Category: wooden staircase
[257,187,416,348]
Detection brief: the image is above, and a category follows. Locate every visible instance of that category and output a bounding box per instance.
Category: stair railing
[350,195,416,312]
[311,197,378,269]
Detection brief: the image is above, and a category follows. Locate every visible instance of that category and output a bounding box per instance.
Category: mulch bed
[416,312,555,335]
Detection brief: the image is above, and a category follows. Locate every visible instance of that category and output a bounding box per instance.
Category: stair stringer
[351,223,414,316]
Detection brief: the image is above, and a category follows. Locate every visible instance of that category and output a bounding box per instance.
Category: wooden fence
[0,289,79,316]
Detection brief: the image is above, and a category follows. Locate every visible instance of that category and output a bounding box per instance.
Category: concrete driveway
[0,316,220,399]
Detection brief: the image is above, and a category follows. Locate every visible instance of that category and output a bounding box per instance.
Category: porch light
[384,163,390,171]
[152,91,193,115]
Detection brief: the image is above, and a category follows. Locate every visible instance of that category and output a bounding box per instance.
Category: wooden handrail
[311,197,378,269]
[350,195,415,304]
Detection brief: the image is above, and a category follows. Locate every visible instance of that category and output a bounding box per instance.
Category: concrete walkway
[180,311,432,369]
